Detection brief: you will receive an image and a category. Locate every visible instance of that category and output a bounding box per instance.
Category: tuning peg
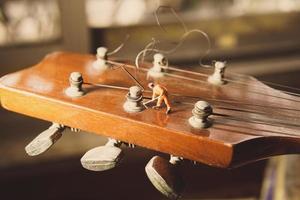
[127,143,135,148]
[145,155,184,200]
[70,127,80,132]
[189,101,213,129]
[80,138,124,171]
[65,72,85,97]
[92,47,109,70]
[123,86,144,113]
[25,123,65,156]
[147,53,168,79]
[208,61,227,85]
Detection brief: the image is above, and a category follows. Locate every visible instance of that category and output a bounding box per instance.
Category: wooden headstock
[1,51,300,168]
[1,51,300,199]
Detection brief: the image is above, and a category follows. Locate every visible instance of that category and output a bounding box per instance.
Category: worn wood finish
[1,52,300,168]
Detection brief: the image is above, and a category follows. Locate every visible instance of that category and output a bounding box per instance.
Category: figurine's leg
[153,97,164,109]
[163,96,172,114]
[157,96,164,106]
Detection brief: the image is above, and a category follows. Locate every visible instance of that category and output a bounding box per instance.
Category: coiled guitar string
[140,6,300,97]
[110,59,300,103]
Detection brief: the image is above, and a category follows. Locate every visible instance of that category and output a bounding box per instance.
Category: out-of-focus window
[0,0,61,47]
[86,0,300,28]
[86,0,300,62]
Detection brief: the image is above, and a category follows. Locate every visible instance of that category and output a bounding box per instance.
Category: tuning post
[65,72,85,97]
[169,155,183,165]
[123,86,144,113]
[70,127,80,132]
[25,123,65,156]
[145,155,184,200]
[208,61,227,85]
[92,47,109,71]
[128,143,135,148]
[147,53,168,79]
[80,138,124,171]
[124,142,135,148]
[189,101,213,129]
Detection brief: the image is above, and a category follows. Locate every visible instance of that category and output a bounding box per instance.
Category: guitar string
[130,49,300,102]
[136,48,300,98]
[173,108,300,137]
[155,6,188,34]
[153,5,300,94]
[90,59,300,127]
[112,59,300,103]
[106,34,130,56]
[146,67,300,103]
[103,15,299,98]
[213,106,300,121]
[213,113,300,136]
[212,125,300,138]
[175,101,300,129]
[171,92,300,112]
[134,29,210,70]
[154,5,211,68]
[175,99,300,121]
[206,67,300,93]
[105,60,300,112]
[83,81,300,131]
[164,65,300,97]
[84,8,300,137]
[163,65,300,96]
[82,82,300,139]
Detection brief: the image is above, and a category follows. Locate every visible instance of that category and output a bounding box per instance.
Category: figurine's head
[148,82,155,89]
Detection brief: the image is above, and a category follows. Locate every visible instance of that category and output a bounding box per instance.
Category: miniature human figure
[148,82,171,114]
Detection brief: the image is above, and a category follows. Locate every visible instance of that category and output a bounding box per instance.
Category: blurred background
[1,0,300,199]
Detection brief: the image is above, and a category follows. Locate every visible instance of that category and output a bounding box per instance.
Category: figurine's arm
[152,92,157,100]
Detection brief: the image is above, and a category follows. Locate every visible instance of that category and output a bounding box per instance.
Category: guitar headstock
[1,51,300,199]
[1,51,300,167]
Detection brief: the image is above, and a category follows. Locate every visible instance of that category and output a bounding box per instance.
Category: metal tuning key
[80,138,124,171]
[145,155,184,200]
[25,123,65,156]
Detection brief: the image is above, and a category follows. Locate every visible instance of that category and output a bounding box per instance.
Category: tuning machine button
[80,138,124,171]
[25,123,65,156]
[145,155,184,200]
